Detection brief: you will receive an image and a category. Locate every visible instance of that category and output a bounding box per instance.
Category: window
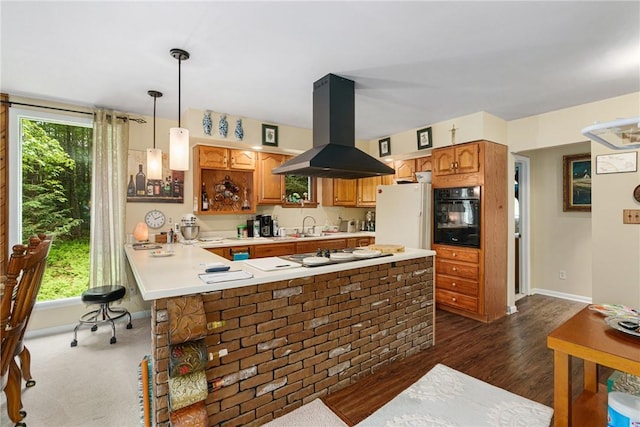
[10,108,93,302]
[283,175,318,207]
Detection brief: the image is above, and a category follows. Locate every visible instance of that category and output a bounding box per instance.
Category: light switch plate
[623,209,640,224]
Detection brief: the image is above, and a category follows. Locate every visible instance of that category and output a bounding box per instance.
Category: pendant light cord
[153,95,157,148]
[177,57,182,128]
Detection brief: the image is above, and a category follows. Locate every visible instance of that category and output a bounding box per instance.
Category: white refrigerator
[375,183,432,249]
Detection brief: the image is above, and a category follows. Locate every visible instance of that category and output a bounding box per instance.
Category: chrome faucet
[302,215,316,235]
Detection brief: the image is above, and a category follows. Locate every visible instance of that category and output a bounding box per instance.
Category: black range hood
[272,73,395,179]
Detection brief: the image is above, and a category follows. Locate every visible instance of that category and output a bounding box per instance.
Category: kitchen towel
[167,295,208,345]
[169,339,208,378]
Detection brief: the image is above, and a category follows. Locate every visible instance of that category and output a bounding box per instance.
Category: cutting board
[367,244,405,253]
[243,257,302,271]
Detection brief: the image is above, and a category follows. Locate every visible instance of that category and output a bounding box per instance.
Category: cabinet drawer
[253,243,296,258]
[436,259,479,280]
[295,239,347,253]
[436,274,478,296]
[434,245,479,263]
[436,289,478,312]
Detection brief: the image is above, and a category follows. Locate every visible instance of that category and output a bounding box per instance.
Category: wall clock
[144,209,166,229]
[634,185,640,203]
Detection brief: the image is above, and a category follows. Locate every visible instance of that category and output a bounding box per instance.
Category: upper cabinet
[193,145,257,215]
[433,142,480,176]
[198,146,256,171]
[394,159,416,181]
[416,155,432,172]
[357,175,394,207]
[323,175,393,207]
[257,152,287,204]
[256,152,318,207]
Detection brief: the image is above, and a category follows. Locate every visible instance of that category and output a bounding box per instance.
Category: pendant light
[146,90,163,180]
[169,48,190,171]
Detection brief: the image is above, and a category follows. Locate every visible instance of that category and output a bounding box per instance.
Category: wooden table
[547,307,640,426]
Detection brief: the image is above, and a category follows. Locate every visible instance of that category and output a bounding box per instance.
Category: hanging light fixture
[169,48,190,171]
[146,90,163,180]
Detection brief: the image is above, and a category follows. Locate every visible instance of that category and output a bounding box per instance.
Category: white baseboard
[507,305,518,315]
[529,288,592,304]
[24,310,151,339]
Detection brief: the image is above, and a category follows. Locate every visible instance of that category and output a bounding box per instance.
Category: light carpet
[263,399,347,427]
[356,364,554,427]
[0,317,151,427]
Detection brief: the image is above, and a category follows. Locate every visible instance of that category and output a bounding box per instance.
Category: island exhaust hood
[582,117,640,150]
[272,73,395,179]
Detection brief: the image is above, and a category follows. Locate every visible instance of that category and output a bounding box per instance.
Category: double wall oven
[433,186,480,248]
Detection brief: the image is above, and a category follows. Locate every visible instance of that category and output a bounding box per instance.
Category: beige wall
[519,142,593,300]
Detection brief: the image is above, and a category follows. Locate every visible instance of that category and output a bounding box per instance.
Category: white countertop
[124,243,435,301]
[194,231,375,248]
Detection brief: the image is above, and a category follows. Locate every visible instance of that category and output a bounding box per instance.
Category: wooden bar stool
[70,285,132,346]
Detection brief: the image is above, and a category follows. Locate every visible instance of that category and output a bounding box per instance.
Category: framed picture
[416,127,432,150]
[262,124,278,146]
[562,153,591,212]
[595,152,637,174]
[379,137,391,157]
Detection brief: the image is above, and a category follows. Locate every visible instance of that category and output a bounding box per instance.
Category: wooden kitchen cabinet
[432,142,480,178]
[347,237,372,247]
[322,178,357,206]
[433,140,508,323]
[394,159,416,181]
[257,152,287,205]
[253,243,297,258]
[197,145,256,171]
[356,175,393,207]
[295,239,348,253]
[206,245,254,261]
[416,155,432,172]
[193,145,257,215]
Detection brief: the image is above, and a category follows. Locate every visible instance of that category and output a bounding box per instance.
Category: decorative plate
[604,315,640,338]
[330,252,355,261]
[353,249,381,259]
[302,256,331,266]
[150,250,174,257]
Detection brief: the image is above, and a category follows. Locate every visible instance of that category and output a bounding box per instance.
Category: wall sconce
[133,222,149,242]
[146,90,163,180]
[169,48,190,171]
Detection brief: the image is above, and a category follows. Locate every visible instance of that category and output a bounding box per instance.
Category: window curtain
[89,110,129,290]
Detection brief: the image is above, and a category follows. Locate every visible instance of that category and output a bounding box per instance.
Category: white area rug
[356,364,553,427]
[263,399,348,427]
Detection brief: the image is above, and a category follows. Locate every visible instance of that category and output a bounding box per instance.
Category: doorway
[514,155,530,299]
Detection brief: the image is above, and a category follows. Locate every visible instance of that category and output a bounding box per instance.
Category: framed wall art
[595,151,637,174]
[262,124,278,146]
[417,127,432,150]
[562,153,591,212]
[379,137,391,157]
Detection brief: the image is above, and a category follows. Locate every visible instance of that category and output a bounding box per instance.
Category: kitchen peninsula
[125,242,435,426]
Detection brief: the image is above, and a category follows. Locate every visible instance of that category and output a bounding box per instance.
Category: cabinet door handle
[231,156,235,166]
[452,282,457,287]
[452,297,457,302]
[452,252,457,257]
[452,267,457,271]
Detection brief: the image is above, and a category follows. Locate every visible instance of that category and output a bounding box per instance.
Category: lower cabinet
[206,237,373,260]
[434,244,482,317]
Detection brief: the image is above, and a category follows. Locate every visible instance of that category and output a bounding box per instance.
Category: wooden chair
[1,235,51,427]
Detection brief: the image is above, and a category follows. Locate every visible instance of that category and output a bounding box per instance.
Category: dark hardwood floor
[323,294,605,425]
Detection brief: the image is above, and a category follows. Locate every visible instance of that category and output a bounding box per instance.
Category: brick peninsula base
[150,256,434,426]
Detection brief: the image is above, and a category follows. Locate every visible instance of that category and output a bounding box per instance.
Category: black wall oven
[433,186,480,248]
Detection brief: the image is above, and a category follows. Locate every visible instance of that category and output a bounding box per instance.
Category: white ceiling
[2,1,639,140]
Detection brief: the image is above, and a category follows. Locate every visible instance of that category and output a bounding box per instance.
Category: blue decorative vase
[203,111,212,136]
[235,119,244,141]
[218,115,228,138]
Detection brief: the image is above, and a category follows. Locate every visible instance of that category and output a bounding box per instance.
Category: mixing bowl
[180,225,200,240]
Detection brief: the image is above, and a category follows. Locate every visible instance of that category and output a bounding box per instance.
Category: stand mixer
[178,213,200,244]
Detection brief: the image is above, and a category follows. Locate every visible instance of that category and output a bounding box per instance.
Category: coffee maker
[259,215,273,237]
